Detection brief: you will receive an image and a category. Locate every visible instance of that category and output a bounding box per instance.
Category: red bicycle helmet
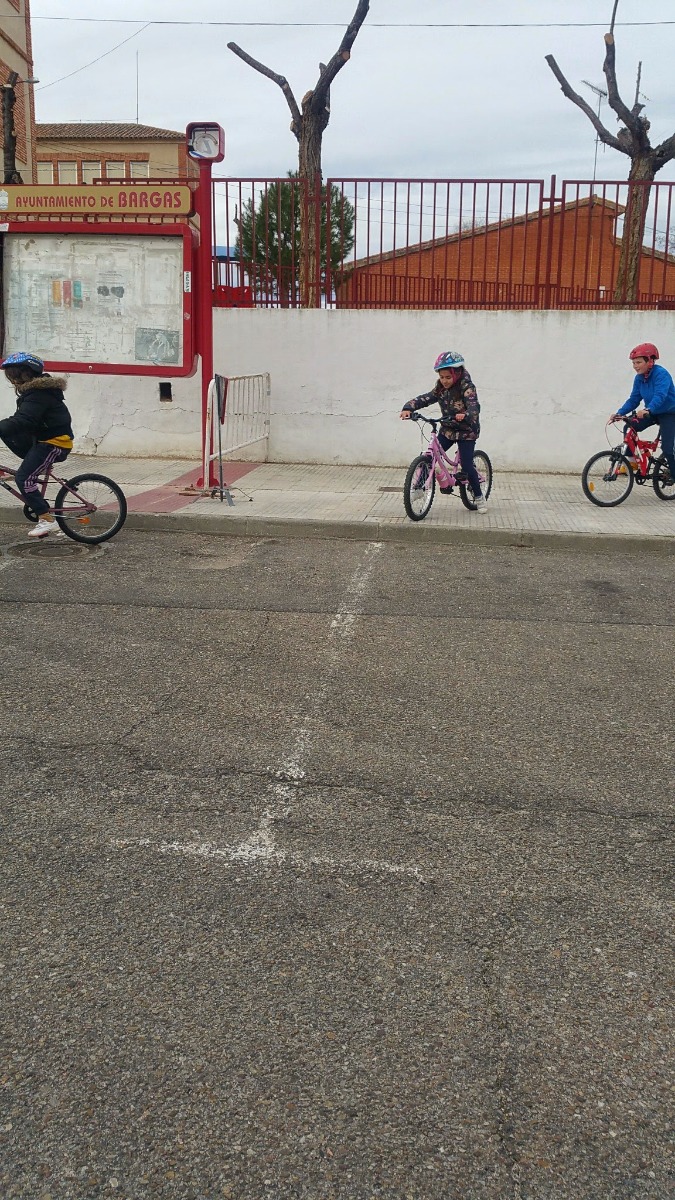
[629,342,659,360]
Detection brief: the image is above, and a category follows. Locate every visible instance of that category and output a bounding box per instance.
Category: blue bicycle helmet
[434,350,464,371]
[1,351,44,374]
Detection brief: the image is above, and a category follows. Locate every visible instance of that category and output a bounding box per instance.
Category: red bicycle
[581,417,674,507]
[0,460,127,543]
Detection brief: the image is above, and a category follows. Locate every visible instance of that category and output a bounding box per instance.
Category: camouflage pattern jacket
[402,369,480,441]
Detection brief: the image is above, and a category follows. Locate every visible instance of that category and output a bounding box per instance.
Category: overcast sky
[30,0,675,184]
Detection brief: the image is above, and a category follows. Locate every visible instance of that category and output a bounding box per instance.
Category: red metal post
[194,156,215,486]
[543,174,557,310]
[314,172,323,307]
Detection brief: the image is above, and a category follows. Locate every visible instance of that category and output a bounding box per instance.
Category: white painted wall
[62,370,201,460]
[28,310,675,473]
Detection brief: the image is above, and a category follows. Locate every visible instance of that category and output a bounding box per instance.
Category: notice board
[2,224,195,376]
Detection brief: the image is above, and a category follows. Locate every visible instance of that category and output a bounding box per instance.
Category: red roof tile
[36,123,184,141]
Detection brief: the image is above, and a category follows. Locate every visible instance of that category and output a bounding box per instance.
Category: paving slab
[0,453,673,550]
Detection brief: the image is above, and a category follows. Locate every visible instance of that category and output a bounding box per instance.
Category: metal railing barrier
[202,372,271,502]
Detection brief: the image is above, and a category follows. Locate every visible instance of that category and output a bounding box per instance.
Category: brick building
[0,0,36,182]
[335,196,675,309]
[35,123,198,185]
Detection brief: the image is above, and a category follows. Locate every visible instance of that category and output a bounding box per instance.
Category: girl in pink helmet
[400,350,487,512]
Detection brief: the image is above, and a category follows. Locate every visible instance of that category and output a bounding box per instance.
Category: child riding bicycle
[399,350,488,512]
[0,352,74,539]
[610,342,675,483]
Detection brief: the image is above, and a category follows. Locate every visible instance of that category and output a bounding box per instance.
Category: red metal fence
[211,175,675,311]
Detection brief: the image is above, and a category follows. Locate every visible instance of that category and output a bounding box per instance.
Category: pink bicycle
[403,413,493,521]
[0,460,127,543]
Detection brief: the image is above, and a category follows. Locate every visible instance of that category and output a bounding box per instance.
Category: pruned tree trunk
[615,157,654,303]
[546,22,675,308]
[228,1,369,308]
[2,73,23,185]
[298,109,324,307]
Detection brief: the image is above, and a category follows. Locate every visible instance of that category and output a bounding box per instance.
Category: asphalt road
[1,526,672,1200]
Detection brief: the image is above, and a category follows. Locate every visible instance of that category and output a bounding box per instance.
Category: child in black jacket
[0,352,74,538]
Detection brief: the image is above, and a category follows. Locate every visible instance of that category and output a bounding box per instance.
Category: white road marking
[110,836,426,882]
[232,541,385,859]
[111,542,427,882]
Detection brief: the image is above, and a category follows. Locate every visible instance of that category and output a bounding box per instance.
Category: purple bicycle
[403,413,493,521]
[0,460,127,543]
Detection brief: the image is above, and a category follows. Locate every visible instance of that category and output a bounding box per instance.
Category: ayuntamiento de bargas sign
[0,185,193,216]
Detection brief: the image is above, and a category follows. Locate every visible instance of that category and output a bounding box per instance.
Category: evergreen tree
[236,173,355,306]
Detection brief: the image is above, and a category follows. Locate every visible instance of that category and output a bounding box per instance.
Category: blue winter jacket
[617,363,675,417]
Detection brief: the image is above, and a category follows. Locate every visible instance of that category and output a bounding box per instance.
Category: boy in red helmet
[611,343,675,482]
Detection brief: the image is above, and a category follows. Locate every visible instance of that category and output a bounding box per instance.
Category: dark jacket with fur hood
[0,373,73,453]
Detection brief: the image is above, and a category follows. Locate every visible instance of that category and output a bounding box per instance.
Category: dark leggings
[624,413,675,480]
[438,432,483,496]
[1,435,70,516]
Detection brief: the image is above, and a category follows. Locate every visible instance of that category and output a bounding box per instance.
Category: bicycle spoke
[403,455,435,520]
[582,452,634,506]
[55,474,127,543]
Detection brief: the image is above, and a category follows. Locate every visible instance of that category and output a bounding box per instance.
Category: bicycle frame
[0,462,95,516]
[413,417,468,488]
[613,420,661,478]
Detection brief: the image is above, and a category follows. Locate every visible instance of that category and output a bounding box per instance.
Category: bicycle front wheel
[459,451,493,511]
[653,456,675,501]
[54,473,127,543]
[582,451,634,507]
[403,455,435,521]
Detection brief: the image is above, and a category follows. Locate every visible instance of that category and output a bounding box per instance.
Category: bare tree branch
[311,0,370,112]
[602,34,643,139]
[319,63,330,118]
[609,0,620,36]
[227,1,370,308]
[544,54,624,153]
[227,42,303,136]
[547,5,675,303]
[654,132,675,170]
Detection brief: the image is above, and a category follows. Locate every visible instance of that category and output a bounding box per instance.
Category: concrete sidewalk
[0,453,673,551]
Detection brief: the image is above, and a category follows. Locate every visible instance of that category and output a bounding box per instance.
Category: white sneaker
[474,494,488,513]
[27,518,58,539]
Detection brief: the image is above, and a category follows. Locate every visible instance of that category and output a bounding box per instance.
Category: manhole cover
[7,540,105,560]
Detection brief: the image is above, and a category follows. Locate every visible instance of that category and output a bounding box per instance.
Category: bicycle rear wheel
[653,456,675,501]
[582,451,634,507]
[54,473,127,543]
[403,455,435,521]
[459,450,493,510]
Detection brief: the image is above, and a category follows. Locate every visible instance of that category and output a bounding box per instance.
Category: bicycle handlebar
[407,412,439,429]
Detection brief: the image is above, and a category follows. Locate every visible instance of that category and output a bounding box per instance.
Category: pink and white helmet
[434,350,464,371]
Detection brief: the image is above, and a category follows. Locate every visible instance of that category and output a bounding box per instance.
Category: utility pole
[2,71,24,185]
